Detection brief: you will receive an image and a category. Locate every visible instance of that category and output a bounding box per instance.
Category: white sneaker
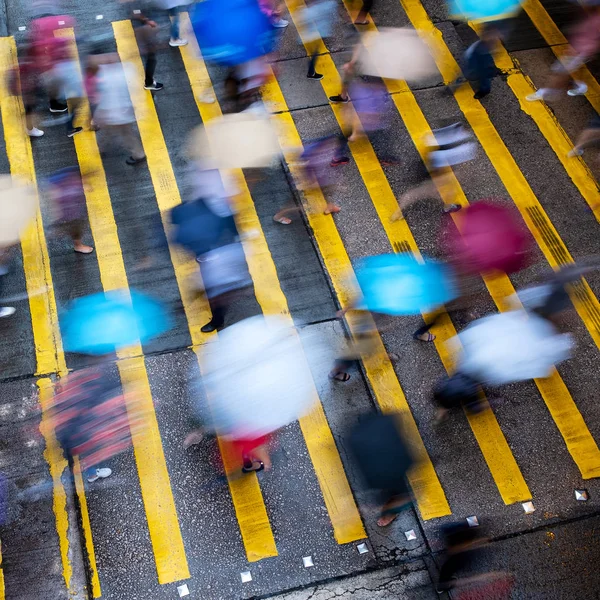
[567,147,584,157]
[567,81,588,96]
[87,468,112,483]
[169,38,188,47]
[0,307,16,318]
[272,18,289,28]
[26,127,44,137]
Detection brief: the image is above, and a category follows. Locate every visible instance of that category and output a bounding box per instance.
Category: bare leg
[570,127,600,155]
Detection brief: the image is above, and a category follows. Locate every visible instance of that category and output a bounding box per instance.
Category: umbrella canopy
[0,176,38,246]
[356,253,458,315]
[447,0,523,22]
[359,28,438,82]
[61,290,172,355]
[453,310,574,385]
[347,413,414,491]
[444,201,532,275]
[170,197,238,256]
[190,0,276,66]
[187,113,280,169]
[201,315,321,439]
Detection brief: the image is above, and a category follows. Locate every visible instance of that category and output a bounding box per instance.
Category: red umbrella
[444,201,532,275]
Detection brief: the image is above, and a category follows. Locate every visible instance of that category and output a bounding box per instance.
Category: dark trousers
[144,52,157,86]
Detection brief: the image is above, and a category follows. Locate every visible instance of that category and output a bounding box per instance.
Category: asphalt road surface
[1,0,600,598]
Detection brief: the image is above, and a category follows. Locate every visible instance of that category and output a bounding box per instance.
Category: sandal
[273,215,292,225]
[324,205,341,215]
[329,370,351,382]
[413,331,436,342]
[242,460,264,473]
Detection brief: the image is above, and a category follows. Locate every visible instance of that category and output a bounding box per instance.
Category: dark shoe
[329,94,349,103]
[307,72,324,80]
[473,89,490,100]
[144,80,164,91]
[201,320,224,333]
[49,100,68,113]
[126,155,147,166]
[330,156,349,166]
[67,127,83,137]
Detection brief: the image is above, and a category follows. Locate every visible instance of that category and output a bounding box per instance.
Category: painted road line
[112,20,278,561]
[262,73,451,521]
[282,0,531,505]
[0,540,4,600]
[59,28,189,585]
[0,37,75,596]
[341,5,600,482]
[400,0,600,353]
[523,0,600,112]
[180,13,366,545]
[73,458,101,598]
[469,20,600,222]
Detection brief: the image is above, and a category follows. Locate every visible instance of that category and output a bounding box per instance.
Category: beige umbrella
[186,112,280,169]
[0,176,38,246]
[359,27,438,82]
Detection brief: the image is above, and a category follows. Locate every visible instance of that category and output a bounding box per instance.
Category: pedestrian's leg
[390,179,439,220]
[144,52,157,87]
[201,296,227,333]
[69,220,94,254]
[66,98,83,136]
[169,7,181,40]
[355,0,374,23]
[569,126,600,156]
[413,311,443,342]
[121,123,146,164]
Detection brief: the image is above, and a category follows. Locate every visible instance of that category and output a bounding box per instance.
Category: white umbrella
[0,176,37,246]
[187,112,280,169]
[200,315,320,439]
[359,27,438,82]
[451,310,574,385]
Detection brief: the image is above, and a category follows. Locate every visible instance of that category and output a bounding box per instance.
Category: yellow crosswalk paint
[400,0,600,353]
[341,3,600,481]
[523,0,600,114]
[262,73,451,520]
[111,20,279,561]
[0,37,74,596]
[469,20,600,222]
[179,12,366,545]
[59,28,189,585]
[282,0,530,504]
[0,540,4,600]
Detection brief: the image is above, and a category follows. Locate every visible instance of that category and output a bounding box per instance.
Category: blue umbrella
[356,253,457,315]
[190,0,277,66]
[447,0,523,22]
[61,290,172,355]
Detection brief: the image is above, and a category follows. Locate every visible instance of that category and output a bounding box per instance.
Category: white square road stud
[240,571,252,583]
[177,584,189,597]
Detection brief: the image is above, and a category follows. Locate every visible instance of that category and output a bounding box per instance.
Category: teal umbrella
[448,0,523,22]
[356,253,457,315]
[61,290,172,355]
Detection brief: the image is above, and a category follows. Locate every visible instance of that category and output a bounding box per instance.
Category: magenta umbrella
[444,201,532,275]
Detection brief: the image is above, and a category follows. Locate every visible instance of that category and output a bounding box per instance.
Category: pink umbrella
[444,201,532,275]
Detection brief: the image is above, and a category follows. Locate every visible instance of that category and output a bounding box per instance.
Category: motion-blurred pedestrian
[296,0,336,80]
[153,0,193,47]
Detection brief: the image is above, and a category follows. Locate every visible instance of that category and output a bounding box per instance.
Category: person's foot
[568,147,584,157]
[413,331,436,342]
[376,512,398,527]
[442,203,461,214]
[183,430,204,449]
[329,94,349,103]
[473,89,490,100]
[201,320,223,333]
[307,72,324,80]
[126,155,147,165]
[329,369,350,382]
[330,156,349,166]
[567,81,588,96]
[272,17,289,28]
[49,100,68,113]
[169,37,188,47]
[87,468,112,483]
[144,80,164,91]
[0,307,16,318]
[526,88,558,102]
[242,460,265,473]
[273,215,292,225]
[26,127,44,137]
[67,126,83,137]
[324,204,341,214]
[74,243,94,254]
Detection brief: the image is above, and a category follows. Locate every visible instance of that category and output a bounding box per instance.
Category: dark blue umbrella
[170,198,238,257]
[356,253,457,315]
[190,0,276,66]
[61,290,172,355]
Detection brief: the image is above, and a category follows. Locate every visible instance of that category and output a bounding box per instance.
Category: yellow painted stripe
[111,20,278,560]
[73,458,101,598]
[262,72,451,520]
[0,37,75,595]
[180,13,366,544]
[469,21,600,222]
[59,28,189,584]
[37,378,72,590]
[0,540,4,600]
[523,0,600,112]
[341,5,600,480]
[400,0,600,352]
[284,0,530,504]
